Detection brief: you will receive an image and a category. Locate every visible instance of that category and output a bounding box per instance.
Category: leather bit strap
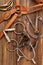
[0,8,17,23]
[27,3,43,14]
[22,3,43,14]
[0,13,18,39]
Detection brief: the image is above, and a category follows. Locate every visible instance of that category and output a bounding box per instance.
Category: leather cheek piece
[0,8,17,23]
[0,14,18,39]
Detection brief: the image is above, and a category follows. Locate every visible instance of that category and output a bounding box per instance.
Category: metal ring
[6,39,18,52]
[14,21,25,35]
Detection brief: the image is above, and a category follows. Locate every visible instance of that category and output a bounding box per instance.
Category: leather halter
[0,0,43,39]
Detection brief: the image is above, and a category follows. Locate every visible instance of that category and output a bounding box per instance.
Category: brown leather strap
[27,3,43,14]
[0,8,17,23]
[20,4,43,14]
[0,4,43,23]
[28,3,43,8]
[0,14,18,39]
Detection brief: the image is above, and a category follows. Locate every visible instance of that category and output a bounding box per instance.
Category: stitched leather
[0,8,17,23]
[0,14,18,38]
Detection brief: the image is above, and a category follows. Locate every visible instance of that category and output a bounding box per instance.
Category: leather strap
[0,8,17,23]
[27,3,43,14]
[0,13,18,38]
[0,4,43,23]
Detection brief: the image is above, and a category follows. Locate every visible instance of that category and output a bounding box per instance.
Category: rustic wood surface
[0,0,43,65]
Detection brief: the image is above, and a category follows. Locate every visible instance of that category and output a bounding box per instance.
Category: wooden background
[0,0,43,65]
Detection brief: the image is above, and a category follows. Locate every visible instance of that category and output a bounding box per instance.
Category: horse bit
[0,0,43,64]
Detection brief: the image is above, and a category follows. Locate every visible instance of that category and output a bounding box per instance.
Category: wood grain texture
[0,0,43,65]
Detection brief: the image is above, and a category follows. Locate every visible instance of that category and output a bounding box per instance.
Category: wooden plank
[0,0,43,65]
[2,41,6,65]
[20,0,29,65]
[0,0,7,65]
[0,44,3,65]
[37,11,43,65]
